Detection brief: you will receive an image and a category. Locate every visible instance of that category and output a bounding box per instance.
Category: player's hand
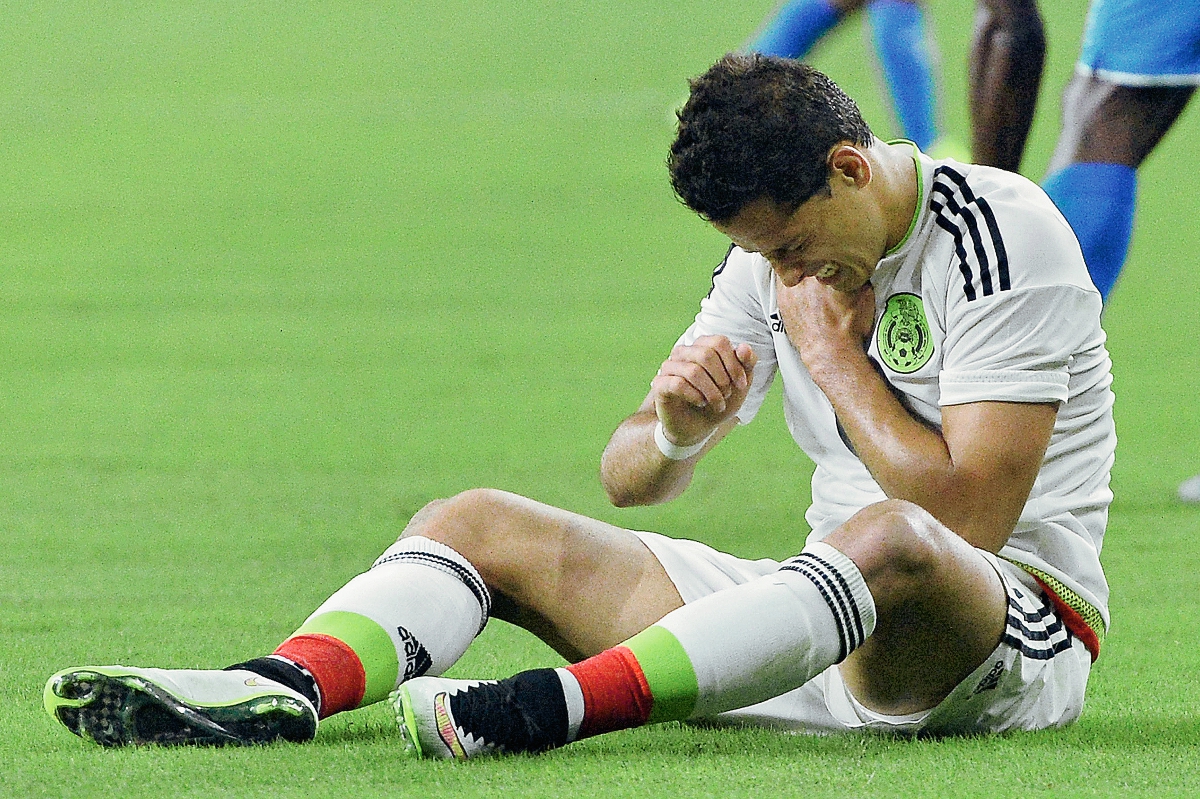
[776,277,875,377]
[651,335,757,447]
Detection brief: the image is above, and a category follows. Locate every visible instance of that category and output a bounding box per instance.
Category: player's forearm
[968,0,1045,172]
[600,411,697,507]
[807,351,1010,550]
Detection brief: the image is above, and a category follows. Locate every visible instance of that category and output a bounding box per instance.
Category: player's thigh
[1051,0,1199,167]
[406,488,685,659]
[1053,77,1195,167]
[826,500,1008,715]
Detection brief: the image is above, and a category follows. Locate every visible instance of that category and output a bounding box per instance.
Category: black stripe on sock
[779,552,867,661]
[373,550,492,630]
[806,553,867,649]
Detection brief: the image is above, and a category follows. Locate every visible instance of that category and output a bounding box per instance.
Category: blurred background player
[968,0,1045,171]
[750,0,1045,172]
[750,0,946,153]
[1037,0,1200,502]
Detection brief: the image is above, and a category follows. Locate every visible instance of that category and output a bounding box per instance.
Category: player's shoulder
[928,159,1056,220]
[707,242,772,294]
[923,158,1092,296]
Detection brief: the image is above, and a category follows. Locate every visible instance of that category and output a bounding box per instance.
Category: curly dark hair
[668,54,874,224]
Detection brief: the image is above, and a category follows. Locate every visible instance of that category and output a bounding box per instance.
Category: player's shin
[233,535,490,718]
[1041,162,1137,301]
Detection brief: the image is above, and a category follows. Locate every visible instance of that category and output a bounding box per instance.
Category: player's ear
[827,145,871,188]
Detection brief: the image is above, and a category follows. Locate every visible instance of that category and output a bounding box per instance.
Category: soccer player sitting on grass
[45,55,1115,754]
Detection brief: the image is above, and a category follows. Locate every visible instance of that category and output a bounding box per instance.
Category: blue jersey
[1078,0,1200,85]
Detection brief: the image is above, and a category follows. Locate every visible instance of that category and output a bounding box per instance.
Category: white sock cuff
[554,667,585,743]
[782,541,877,661]
[373,535,492,631]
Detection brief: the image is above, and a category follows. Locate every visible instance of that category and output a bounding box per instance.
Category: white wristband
[654,421,715,461]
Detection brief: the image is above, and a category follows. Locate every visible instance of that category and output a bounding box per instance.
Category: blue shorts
[1078,0,1200,85]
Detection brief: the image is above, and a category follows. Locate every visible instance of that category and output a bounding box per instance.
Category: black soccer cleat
[392,669,570,759]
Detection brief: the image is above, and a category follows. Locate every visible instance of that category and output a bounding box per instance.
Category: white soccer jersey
[677,151,1116,649]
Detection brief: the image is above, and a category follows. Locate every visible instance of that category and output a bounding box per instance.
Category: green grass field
[3,1,1199,796]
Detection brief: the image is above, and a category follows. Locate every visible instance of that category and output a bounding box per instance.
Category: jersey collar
[883,138,924,258]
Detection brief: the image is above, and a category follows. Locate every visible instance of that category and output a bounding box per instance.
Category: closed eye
[769,241,804,261]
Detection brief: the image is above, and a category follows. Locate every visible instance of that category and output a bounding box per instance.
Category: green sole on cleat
[391,685,425,758]
[44,666,317,747]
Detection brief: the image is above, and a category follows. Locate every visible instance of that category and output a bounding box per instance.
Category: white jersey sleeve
[675,246,779,425]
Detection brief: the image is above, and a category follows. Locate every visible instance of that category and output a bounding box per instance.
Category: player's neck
[870,139,920,253]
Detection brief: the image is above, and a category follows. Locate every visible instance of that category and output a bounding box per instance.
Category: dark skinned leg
[1047,75,1195,171]
[969,0,1045,172]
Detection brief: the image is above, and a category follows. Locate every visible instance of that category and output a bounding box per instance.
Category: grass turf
[3,0,1200,796]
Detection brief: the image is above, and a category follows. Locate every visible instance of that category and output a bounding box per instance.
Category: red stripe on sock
[566,645,654,739]
[274,634,366,719]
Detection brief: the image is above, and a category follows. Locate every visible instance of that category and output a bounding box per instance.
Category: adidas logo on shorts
[972,660,1005,695]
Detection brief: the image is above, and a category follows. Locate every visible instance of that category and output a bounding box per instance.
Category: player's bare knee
[832,499,944,594]
[397,497,449,539]
[406,488,568,596]
[400,488,517,563]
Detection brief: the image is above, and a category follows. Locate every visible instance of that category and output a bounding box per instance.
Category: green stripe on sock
[294,611,399,706]
[623,625,698,723]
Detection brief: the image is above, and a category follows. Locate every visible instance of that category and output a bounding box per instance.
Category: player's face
[713,178,887,294]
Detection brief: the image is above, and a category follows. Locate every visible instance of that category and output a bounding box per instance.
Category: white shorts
[634,531,1092,735]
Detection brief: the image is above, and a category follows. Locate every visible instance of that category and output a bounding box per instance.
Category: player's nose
[769,260,806,287]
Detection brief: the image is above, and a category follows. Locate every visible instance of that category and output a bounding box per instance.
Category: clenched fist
[651,335,757,447]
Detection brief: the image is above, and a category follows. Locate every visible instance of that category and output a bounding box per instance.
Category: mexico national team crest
[877,292,933,374]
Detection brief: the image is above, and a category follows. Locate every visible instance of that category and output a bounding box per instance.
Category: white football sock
[303,535,490,682]
[654,541,876,718]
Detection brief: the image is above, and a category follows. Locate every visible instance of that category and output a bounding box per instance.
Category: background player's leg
[1042,78,1195,299]
[968,0,1045,171]
[749,0,856,59]
[751,0,943,152]
[867,0,940,150]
